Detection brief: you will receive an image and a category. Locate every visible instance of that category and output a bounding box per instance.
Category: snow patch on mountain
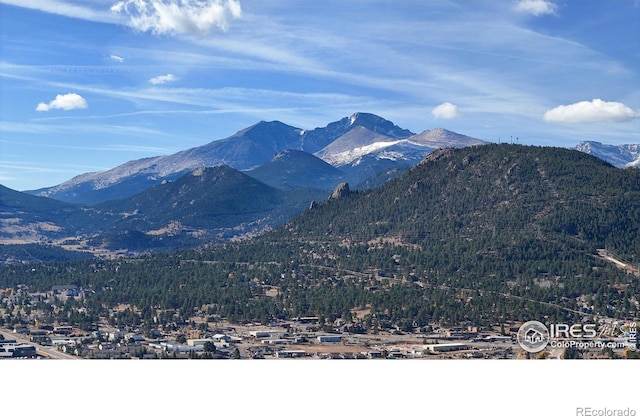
[575,141,640,168]
[319,140,406,166]
[316,126,485,168]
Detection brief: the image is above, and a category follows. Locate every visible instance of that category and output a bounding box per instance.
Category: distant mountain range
[2,113,487,261]
[26,112,484,205]
[4,112,640,263]
[575,141,640,168]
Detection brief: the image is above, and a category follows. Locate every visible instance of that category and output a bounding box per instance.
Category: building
[275,350,306,358]
[483,336,512,342]
[0,344,37,358]
[51,337,79,347]
[249,330,283,338]
[53,326,73,335]
[261,339,291,345]
[366,350,383,359]
[293,317,320,324]
[386,350,406,359]
[424,343,469,353]
[108,331,124,341]
[187,338,214,347]
[51,285,79,297]
[317,335,342,343]
[160,342,204,353]
[125,333,145,342]
[212,333,241,344]
[445,330,478,340]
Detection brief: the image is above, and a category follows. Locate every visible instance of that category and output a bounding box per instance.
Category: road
[596,249,639,275]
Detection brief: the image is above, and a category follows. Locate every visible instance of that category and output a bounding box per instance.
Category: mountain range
[575,141,640,168]
[26,113,482,205]
[2,113,486,261]
[1,165,328,261]
[3,112,640,264]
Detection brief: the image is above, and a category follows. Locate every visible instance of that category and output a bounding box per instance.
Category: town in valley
[1,283,637,360]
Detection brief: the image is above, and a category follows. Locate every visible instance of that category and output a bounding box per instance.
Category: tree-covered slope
[91,165,325,249]
[280,144,640,257]
[0,184,86,241]
[3,145,639,328]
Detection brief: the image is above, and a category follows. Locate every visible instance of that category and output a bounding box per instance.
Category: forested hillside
[2,144,639,330]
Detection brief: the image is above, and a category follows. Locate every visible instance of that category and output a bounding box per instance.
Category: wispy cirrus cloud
[110,54,125,62]
[0,121,174,138]
[0,160,106,174]
[543,99,639,123]
[0,0,120,24]
[149,73,176,84]
[36,93,88,111]
[514,0,558,16]
[110,0,242,36]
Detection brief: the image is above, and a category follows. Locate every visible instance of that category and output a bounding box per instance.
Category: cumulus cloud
[111,0,242,36]
[149,73,177,84]
[110,54,125,62]
[543,99,639,123]
[515,0,558,16]
[36,93,88,112]
[432,102,461,119]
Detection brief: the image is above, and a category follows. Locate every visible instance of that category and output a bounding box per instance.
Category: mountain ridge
[245,149,347,190]
[26,113,477,205]
[575,141,640,168]
[1,165,330,259]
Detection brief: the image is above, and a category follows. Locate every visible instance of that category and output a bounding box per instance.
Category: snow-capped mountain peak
[26,113,485,205]
[575,141,640,168]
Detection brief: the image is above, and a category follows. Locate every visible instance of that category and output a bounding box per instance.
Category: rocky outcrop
[330,182,350,200]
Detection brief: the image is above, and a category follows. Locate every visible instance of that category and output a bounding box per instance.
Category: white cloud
[111,0,242,36]
[149,73,176,84]
[110,54,125,62]
[36,93,88,111]
[543,99,639,123]
[432,102,461,119]
[515,0,558,16]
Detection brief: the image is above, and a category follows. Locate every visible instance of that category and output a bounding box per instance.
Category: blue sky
[1,0,639,191]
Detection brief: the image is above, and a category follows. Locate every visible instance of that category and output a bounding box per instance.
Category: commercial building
[317,335,342,343]
[424,343,469,353]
